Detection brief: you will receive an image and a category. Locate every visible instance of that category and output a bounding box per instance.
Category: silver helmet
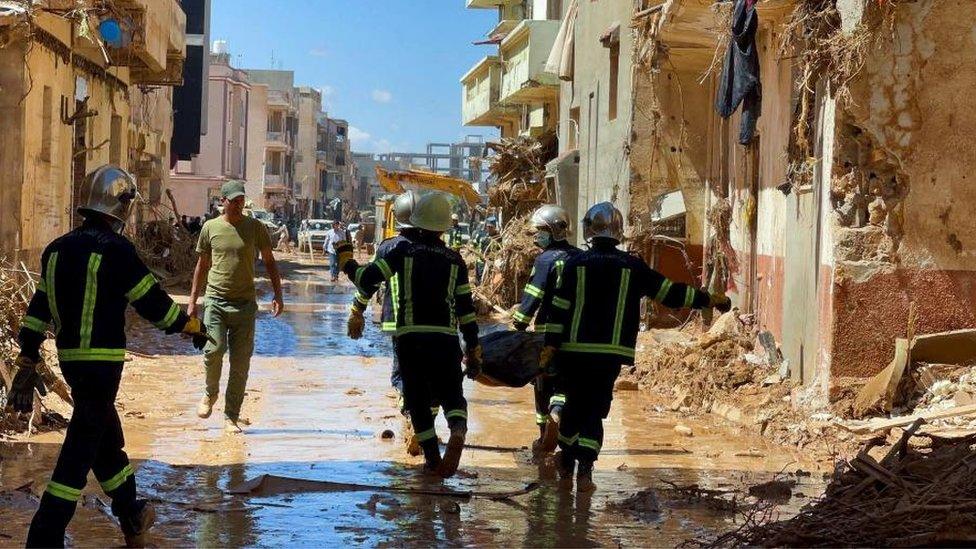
[77,165,138,227]
[530,204,571,241]
[582,201,624,242]
[393,191,420,229]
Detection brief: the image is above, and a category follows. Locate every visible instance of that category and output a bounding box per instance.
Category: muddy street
[0,257,826,547]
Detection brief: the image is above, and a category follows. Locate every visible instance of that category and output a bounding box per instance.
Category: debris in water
[747,479,796,503]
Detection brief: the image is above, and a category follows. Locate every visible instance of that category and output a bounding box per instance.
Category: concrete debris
[710,420,976,547]
[673,424,694,437]
[747,479,795,503]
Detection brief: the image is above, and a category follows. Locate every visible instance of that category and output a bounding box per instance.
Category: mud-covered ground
[0,254,828,547]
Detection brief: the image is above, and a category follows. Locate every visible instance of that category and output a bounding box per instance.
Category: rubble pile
[0,257,71,434]
[632,312,862,456]
[475,134,557,312]
[474,216,537,313]
[130,219,197,284]
[711,422,976,547]
[485,135,555,221]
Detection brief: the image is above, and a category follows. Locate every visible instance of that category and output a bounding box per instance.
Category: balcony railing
[462,56,518,127]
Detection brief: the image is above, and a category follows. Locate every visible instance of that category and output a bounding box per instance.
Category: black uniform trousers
[395,334,467,446]
[27,362,136,548]
[556,354,623,465]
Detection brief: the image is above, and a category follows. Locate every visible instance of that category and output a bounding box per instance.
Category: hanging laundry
[715,0,762,145]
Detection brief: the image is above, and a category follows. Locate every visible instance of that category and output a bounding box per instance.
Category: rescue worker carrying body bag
[6,165,210,548]
[541,202,731,493]
[336,192,481,478]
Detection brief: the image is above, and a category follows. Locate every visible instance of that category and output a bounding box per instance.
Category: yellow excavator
[374,166,482,241]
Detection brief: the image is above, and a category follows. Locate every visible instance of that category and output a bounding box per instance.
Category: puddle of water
[0,257,827,547]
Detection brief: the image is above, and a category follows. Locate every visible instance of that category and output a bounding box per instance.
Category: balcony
[461,56,519,127]
[264,173,285,191]
[499,20,561,105]
[466,0,517,8]
[107,0,187,85]
[266,131,289,150]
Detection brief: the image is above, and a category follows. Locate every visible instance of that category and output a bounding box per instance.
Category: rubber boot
[438,424,467,478]
[420,438,442,474]
[119,500,156,548]
[576,461,596,494]
[540,405,562,454]
[26,492,76,548]
[557,450,575,490]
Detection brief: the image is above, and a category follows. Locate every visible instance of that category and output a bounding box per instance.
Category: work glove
[538,345,558,377]
[7,356,46,413]
[513,321,529,332]
[182,317,213,351]
[464,345,483,380]
[334,240,355,272]
[709,292,732,313]
[347,307,365,340]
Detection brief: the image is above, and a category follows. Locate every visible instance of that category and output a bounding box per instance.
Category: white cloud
[371,89,393,104]
[348,126,371,144]
[308,48,328,58]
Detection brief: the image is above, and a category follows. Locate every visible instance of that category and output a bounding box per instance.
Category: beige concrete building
[295,87,325,217]
[245,83,270,210]
[544,0,976,400]
[0,0,186,265]
[169,49,251,218]
[247,69,299,216]
[461,0,563,139]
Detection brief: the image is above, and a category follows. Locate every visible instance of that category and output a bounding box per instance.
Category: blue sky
[211,0,500,154]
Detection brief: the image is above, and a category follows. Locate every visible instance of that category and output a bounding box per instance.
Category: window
[40,86,52,162]
[609,43,619,121]
[568,106,580,149]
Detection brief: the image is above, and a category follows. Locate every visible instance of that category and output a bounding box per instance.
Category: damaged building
[0,0,188,266]
[463,0,976,402]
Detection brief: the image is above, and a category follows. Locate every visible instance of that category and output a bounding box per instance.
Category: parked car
[247,208,279,233]
[297,219,333,252]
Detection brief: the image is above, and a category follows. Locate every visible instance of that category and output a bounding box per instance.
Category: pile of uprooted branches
[130,219,196,283]
[708,420,976,547]
[473,216,537,313]
[781,0,897,187]
[486,134,556,221]
[0,257,72,433]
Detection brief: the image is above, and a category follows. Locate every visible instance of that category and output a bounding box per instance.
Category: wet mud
[0,254,826,546]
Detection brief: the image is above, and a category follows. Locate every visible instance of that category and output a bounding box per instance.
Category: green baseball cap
[221,180,246,200]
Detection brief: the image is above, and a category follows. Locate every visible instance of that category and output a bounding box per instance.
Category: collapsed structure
[462,0,975,404]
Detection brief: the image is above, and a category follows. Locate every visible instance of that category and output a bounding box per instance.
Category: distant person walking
[188,180,285,433]
[322,220,346,283]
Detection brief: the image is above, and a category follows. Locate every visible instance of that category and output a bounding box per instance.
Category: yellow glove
[347,307,365,340]
[334,240,354,272]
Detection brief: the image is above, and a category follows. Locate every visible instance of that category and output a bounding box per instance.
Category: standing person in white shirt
[322,220,347,282]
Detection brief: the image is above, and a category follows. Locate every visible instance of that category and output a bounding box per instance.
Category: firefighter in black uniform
[511,205,581,453]
[337,192,482,477]
[444,213,465,250]
[6,166,210,547]
[542,202,731,493]
[346,191,437,455]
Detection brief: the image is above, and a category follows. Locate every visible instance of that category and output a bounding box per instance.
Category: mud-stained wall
[830,0,976,377]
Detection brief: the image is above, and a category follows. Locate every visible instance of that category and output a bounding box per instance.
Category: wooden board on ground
[840,403,976,434]
[226,474,538,501]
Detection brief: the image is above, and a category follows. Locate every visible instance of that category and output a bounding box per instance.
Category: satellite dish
[98,19,123,47]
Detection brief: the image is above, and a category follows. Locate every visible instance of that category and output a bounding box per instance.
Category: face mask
[534,231,553,249]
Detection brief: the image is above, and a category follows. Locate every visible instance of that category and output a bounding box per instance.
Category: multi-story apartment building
[246,70,299,217]
[317,116,354,215]
[0,0,187,264]
[461,0,563,139]
[295,87,325,217]
[170,47,252,217]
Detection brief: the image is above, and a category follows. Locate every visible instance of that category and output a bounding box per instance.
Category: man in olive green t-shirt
[189,180,284,433]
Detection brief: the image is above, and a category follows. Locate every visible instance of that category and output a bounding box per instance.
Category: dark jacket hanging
[715,0,761,145]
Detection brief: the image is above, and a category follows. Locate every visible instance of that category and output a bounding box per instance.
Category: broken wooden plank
[841,404,976,434]
[853,338,910,418]
[912,329,976,364]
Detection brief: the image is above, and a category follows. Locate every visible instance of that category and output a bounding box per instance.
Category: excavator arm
[375,166,481,208]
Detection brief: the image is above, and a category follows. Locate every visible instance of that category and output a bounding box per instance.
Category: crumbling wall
[830,0,976,377]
